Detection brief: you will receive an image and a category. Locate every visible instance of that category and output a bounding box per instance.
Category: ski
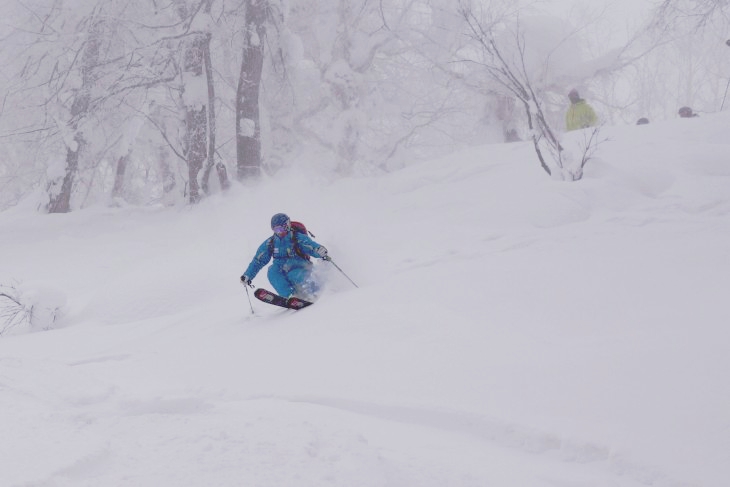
[253,288,313,310]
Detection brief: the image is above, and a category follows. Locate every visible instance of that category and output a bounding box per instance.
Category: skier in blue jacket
[240,213,329,299]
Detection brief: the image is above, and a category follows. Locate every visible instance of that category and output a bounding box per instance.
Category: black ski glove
[241,275,252,286]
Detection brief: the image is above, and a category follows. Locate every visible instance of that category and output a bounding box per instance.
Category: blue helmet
[271,213,290,230]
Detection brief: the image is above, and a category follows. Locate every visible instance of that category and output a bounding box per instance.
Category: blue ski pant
[268,265,318,298]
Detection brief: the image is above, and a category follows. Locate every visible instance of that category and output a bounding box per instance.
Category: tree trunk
[48,134,85,213]
[236,0,266,181]
[47,19,102,213]
[111,149,134,201]
[186,104,207,203]
[182,33,208,203]
[159,146,176,201]
[201,33,229,193]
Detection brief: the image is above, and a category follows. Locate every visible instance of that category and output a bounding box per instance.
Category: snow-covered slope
[1,113,729,487]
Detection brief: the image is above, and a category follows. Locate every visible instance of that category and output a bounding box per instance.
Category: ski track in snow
[241,394,687,486]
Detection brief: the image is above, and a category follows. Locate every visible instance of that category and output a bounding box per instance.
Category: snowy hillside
[1,113,729,487]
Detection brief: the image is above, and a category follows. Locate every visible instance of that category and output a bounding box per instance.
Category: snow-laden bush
[0,282,66,336]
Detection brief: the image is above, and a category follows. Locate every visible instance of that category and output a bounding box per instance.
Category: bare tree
[0,283,62,336]
[653,0,730,31]
[278,0,473,175]
[0,286,32,336]
[640,0,730,115]
[2,0,195,210]
[457,2,600,180]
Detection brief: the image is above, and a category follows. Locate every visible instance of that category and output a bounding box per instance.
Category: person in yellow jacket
[565,89,598,131]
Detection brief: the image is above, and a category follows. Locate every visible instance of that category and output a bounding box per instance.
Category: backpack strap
[290,230,311,261]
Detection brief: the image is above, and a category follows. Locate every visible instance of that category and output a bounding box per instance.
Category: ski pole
[326,257,359,288]
[721,77,730,111]
[242,282,255,315]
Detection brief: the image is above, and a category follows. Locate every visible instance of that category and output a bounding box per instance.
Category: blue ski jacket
[243,231,325,282]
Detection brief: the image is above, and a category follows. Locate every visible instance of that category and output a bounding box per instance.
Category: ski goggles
[272,225,288,234]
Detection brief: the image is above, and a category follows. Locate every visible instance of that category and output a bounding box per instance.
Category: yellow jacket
[566,100,598,131]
